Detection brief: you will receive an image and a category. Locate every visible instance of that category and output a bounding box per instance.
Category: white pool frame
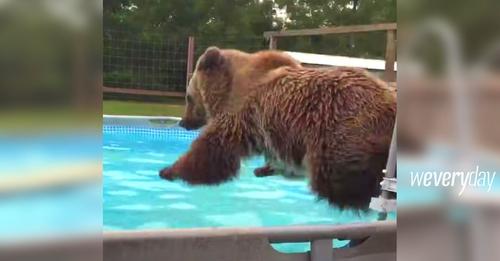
[103,114,397,261]
[104,114,182,127]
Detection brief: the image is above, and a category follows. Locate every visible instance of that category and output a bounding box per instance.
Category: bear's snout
[178,119,187,128]
[178,118,205,130]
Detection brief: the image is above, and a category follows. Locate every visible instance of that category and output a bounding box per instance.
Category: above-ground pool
[103,122,393,235]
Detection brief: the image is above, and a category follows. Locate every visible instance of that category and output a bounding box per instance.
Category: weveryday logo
[410,166,496,196]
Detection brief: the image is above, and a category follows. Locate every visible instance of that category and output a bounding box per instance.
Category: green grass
[103,100,185,117]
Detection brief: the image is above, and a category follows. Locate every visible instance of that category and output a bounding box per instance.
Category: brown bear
[178,47,302,178]
[161,47,396,210]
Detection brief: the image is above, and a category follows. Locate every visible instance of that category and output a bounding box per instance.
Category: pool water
[103,125,392,246]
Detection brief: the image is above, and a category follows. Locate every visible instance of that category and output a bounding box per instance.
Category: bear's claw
[159,167,177,181]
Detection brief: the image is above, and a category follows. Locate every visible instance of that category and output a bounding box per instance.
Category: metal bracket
[381,177,397,193]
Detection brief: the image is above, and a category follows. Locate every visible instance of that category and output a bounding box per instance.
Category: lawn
[103,100,185,117]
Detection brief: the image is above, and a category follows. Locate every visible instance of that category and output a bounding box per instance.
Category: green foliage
[104,0,276,41]
[103,0,396,91]
[274,0,395,57]
[104,0,395,55]
[104,70,133,84]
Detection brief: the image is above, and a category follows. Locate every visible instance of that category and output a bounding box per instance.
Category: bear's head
[179,47,231,130]
[179,46,300,130]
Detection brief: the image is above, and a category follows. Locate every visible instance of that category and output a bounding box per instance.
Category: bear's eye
[186,94,194,104]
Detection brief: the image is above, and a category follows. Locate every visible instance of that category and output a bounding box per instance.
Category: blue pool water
[103,125,393,251]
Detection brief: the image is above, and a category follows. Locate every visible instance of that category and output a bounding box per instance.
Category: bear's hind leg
[307,148,385,210]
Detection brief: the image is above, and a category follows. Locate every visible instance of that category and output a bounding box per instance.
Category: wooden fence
[103,23,397,98]
[264,23,397,82]
[103,34,195,99]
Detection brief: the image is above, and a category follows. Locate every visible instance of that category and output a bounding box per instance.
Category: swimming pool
[103,122,392,233]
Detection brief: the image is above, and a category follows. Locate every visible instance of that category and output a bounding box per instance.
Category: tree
[274,0,396,57]
[103,0,396,92]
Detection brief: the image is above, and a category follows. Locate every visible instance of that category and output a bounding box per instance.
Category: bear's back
[221,50,301,113]
[247,67,396,154]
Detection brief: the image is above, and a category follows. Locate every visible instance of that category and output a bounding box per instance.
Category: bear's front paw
[159,167,178,181]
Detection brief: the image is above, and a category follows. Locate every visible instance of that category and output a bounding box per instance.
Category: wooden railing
[102,86,185,98]
[264,23,397,82]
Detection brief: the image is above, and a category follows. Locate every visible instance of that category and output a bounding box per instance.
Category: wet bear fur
[160,47,396,210]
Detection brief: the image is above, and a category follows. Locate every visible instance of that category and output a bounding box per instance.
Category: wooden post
[269,36,277,50]
[384,29,396,82]
[186,36,195,89]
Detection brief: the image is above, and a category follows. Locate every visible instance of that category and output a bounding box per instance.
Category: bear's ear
[198,47,225,71]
